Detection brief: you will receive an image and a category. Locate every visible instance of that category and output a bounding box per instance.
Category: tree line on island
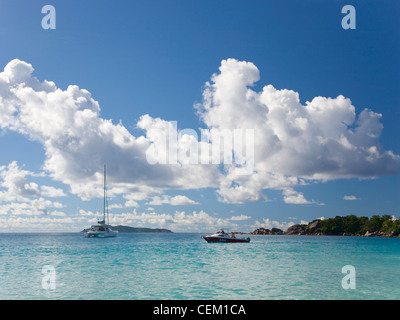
[251,215,400,237]
[81,225,173,233]
[81,215,400,237]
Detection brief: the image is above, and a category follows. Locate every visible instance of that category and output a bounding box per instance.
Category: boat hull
[202,236,250,243]
[85,231,118,238]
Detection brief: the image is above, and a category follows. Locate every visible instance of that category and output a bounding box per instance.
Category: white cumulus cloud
[146,195,199,206]
[343,195,360,201]
[196,58,400,203]
[0,58,398,210]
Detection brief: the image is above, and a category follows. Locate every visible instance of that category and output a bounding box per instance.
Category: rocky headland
[251,215,400,237]
[250,227,283,235]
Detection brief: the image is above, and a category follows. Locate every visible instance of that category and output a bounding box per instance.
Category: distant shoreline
[80,225,173,233]
[250,214,400,238]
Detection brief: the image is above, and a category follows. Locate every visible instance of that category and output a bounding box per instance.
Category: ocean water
[0,232,399,300]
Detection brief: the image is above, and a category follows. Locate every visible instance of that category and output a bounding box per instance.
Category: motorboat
[85,165,118,238]
[202,229,250,243]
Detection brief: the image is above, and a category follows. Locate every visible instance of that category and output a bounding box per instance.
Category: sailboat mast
[103,164,106,224]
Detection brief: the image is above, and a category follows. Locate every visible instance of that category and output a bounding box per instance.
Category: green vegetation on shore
[309,215,400,235]
[311,215,400,236]
[252,215,400,237]
[290,215,400,236]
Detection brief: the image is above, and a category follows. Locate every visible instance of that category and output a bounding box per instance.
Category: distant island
[81,225,173,233]
[251,215,400,237]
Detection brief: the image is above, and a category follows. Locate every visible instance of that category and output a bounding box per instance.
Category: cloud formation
[343,195,360,201]
[0,161,65,202]
[0,59,219,202]
[196,59,399,203]
[0,58,398,210]
[146,195,199,206]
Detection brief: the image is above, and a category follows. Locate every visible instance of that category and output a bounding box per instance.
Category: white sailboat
[85,165,118,238]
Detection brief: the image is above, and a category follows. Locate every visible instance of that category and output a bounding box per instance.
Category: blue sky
[0,0,399,232]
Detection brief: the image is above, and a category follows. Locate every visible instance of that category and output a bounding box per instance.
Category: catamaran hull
[84,165,118,239]
[202,236,250,243]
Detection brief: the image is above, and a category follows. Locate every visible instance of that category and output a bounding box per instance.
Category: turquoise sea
[0,233,399,300]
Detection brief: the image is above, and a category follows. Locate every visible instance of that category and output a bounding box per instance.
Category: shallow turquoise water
[0,233,399,299]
